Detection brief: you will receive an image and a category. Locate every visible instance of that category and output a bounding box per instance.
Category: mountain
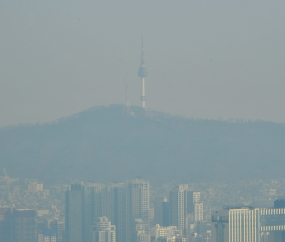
[0,105,284,183]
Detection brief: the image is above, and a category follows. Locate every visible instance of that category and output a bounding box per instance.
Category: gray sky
[1,0,285,127]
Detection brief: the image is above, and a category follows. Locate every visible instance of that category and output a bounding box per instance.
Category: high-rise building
[128,178,149,224]
[153,197,169,227]
[162,199,170,227]
[259,205,285,242]
[186,191,200,214]
[211,200,285,242]
[126,178,149,242]
[194,203,203,222]
[109,183,127,242]
[13,209,37,242]
[154,197,164,226]
[49,220,65,242]
[274,199,285,208]
[84,185,95,242]
[169,185,188,232]
[64,180,149,242]
[211,206,259,242]
[0,207,12,242]
[83,182,127,242]
[65,183,84,242]
[169,189,178,228]
[91,216,116,242]
[58,221,65,242]
[37,220,48,236]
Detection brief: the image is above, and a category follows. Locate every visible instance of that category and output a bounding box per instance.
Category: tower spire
[138,37,147,108]
[141,36,144,64]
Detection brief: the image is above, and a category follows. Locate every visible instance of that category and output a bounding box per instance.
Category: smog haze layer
[1,1,285,127]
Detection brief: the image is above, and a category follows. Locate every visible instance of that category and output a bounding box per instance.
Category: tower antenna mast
[126,73,130,111]
[138,37,147,108]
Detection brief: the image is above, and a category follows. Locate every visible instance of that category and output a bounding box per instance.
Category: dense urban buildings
[3,176,285,241]
[63,179,149,242]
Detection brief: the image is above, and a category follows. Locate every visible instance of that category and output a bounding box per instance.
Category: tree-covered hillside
[0,105,284,183]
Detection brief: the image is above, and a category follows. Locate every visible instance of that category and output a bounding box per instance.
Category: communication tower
[138,37,148,108]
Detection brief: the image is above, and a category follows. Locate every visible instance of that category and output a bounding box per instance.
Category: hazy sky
[1,0,285,127]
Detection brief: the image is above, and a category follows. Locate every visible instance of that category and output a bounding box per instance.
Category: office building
[83,182,128,242]
[162,199,170,227]
[211,206,259,242]
[13,209,37,242]
[154,197,164,226]
[128,178,149,224]
[0,207,12,242]
[49,220,65,242]
[65,183,84,242]
[154,197,169,227]
[125,179,149,242]
[260,206,285,242]
[187,192,200,214]
[109,183,127,242]
[64,179,149,242]
[274,199,285,209]
[126,178,149,242]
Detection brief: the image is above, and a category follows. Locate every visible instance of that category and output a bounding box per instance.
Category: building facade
[92,216,116,242]
[0,208,12,242]
[194,203,203,222]
[169,185,189,232]
[65,183,84,242]
[13,209,37,242]
[211,206,259,242]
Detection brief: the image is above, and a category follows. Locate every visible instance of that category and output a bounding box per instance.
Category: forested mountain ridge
[1,105,284,183]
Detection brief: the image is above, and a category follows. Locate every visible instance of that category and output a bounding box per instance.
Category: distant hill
[0,105,285,183]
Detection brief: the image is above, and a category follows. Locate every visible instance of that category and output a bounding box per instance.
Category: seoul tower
[138,37,147,108]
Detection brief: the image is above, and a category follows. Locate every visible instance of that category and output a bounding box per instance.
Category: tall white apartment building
[178,185,188,230]
[169,185,188,231]
[193,192,200,203]
[194,203,203,222]
[187,191,203,222]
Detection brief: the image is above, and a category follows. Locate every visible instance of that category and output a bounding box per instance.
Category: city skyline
[1,1,285,241]
[2,176,285,241]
